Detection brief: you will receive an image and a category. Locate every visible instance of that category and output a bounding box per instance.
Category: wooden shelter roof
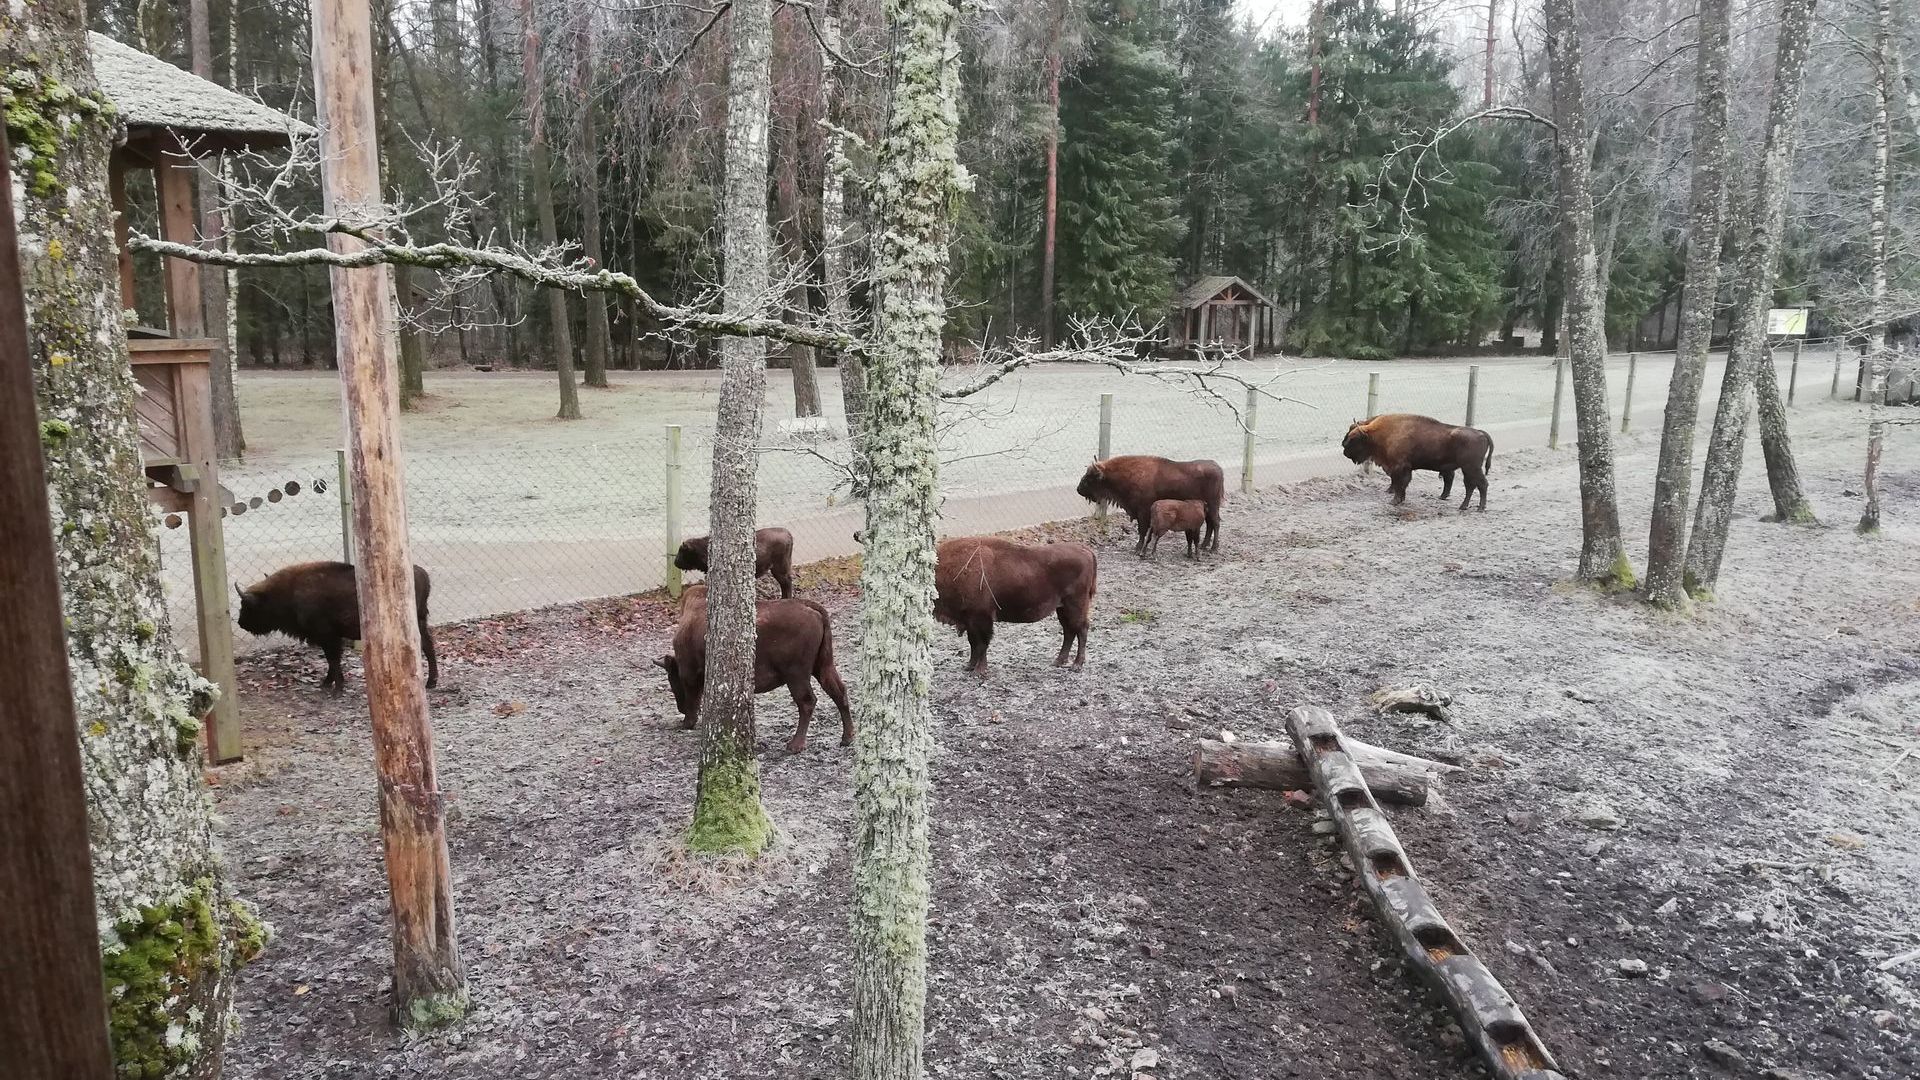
[1177,275,1276,310]
[89,32,312,154]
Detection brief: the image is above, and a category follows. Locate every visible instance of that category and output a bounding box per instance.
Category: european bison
[1077,455,1224,552]
[1341,413,1494,510]
[934,536,1098,672]
[653,584,852,753]
[235,561,437,691]
[674,527,795,598]
[1143,498,1207,558]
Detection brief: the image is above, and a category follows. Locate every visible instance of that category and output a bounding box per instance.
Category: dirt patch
[214,403,1918,1079]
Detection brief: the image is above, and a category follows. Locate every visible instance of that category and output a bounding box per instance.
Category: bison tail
[1483,434,1495,477]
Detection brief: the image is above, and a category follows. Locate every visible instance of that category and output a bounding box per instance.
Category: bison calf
[1077,455,1224,552]
[1341,413,1494,511]
[653,584,851,753]
[1143,499,1207,558]
[674,527,795,598]
[236,561,437,691]
[934,536,1098,672]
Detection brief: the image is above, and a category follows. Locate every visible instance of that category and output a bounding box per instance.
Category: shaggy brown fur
[652,584,851,753]
[933,536,1098,672]
[236,561,437,691]
[1143,499,1207,558]
[1077,455,1224,552]
[673,527,795,598]
[1341,413,1494,510]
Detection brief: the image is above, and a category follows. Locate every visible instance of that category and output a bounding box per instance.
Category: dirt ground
[212,402,1918,1079]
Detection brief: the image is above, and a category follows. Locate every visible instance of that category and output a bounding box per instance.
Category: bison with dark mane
[673,526,795,598]
[653,584,851,753]
[235,561,437,691]
[1076,455,1224,552]
[933,536,1098,672]
[1341,413,1494,510]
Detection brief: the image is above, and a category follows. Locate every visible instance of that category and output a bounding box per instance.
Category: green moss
[101,880,223,1079]
[226,900,269,965]
[402,988,472,1030]
[688,754,773,856]
[1606,550,1638,592]
[40,418,72,449]
[3,69,112,201]
[1783,501,1818,525]
[1682,569,1714,602]
[171,709,202,757]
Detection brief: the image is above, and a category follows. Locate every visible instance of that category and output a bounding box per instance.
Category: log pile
[1192,735,1458,807]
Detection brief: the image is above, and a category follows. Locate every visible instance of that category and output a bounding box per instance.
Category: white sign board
[1767,308,1809,336]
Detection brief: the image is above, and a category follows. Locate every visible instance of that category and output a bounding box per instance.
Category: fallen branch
[1192,737,1447,807]
[1877,944,1920,972]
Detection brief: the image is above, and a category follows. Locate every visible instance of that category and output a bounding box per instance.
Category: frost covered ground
[210,399,1917,1079]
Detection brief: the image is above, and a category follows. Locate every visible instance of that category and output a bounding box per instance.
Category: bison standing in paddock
[235,561,438,691]
[1077,455,1225,552]
[674,527,795,598]
[653,584,852,753]
[1143,498,1207,558]
[934,537,1098,672]
[1341,413,1494,510]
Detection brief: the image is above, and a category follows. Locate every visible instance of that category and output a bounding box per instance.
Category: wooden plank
[0,117,118,1080]
[154,145,206,338]
[127,338,217,362]
[175,362,242,764]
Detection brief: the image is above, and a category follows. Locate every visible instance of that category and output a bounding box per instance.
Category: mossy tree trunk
[4,4,263,1075]
[1644,0,1731,607]
[1684,0,1818,594]
[689,0,776,856]
[850,0,963,1075]
[1543,0,1633,587]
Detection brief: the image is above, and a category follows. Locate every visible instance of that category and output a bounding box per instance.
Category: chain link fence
[156,344,1859,654]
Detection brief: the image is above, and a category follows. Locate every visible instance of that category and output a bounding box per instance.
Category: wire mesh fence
[155,344,1858,655]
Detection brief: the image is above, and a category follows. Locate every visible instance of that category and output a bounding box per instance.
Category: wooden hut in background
[1169,275,1278,358]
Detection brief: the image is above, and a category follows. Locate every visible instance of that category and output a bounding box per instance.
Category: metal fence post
[1549,355,1566,449]
[664,424,683,598]
[1241,385,1257,494]
[1831,342,1843,400]
[1788,337,1802,405]
[1620,352,1637,433]
[335,447,354,563]
[1095,393,1113,525]
[1465,365,1479,428]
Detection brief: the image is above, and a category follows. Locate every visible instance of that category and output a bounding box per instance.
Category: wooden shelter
[92,32,312,763]
[1170,275,1278,358]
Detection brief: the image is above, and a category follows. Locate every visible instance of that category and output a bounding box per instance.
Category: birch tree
[4,2,264,1073]
[1644,0,1732,607]
[523,0,582,419]
[1859,0,1894,534]
[1543,0,1633,587]
[1685,0,1819,595]
[689,0,777,855]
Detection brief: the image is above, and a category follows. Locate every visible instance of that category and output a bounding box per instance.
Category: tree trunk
[1483,0,1498,108]
[788,270,825,417]
[191,0,244,458]
[375,12,427,410]
[849,1,963,1076]
[1191,739,1440,806]
[1860,0,1893,534]
[689,0,776,856]
[773,104,823,418]
[1040,0,1062,350]
[1684,0,1818,595]
[523,0,581,419]
[1543,0,1632,587]
[1644,0,1731,607]
[820,3,867,473]
[4,7,263,1074]
[574,16,611,390]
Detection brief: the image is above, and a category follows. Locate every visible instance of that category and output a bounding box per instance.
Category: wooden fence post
[1095,392,1113,525]
[1788,337,1801,406]
[1464,365,1479,428]
[1365,371,1380,418]
[1240,385,1257,494]
[1831,342,1843,400]
[181,358,241,764]
[0,121,118,1080]
[310,0,467,1024]
[336,447,354,563]
[1620,352,1637,434]
[664,424,683,598]
[1549,355,1566,449]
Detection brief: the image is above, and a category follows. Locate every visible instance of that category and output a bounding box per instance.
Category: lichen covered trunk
[1643,0,1730,607]
[1859,0,1893,534]
[850,1,962,1077]
[1753,352,1812,522]
[4,4,262,1074]
[1684,0,1817,595]
[689,0,775,856]
[1543,0,1631,587]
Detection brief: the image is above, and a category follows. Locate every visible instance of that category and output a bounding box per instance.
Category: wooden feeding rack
[89,32,313,764]
[1170,275,1279,359]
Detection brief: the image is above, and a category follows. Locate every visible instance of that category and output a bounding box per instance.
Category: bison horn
[653,654,673,670]
[234,583,246,602]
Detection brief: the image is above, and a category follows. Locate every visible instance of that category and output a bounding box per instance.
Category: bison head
[234,584,271,636]
[1075,460,1110,505]
[672,537,710,572]
[1340,422,1373,465]
[654,653,691,716]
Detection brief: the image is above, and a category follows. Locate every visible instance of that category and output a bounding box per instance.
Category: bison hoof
[786,736,808,754]
[839,735,853,747]
[679,717,696,731]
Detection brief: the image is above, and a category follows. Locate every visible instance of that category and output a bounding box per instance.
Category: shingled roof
[1177,275,1276,310]
[88,32,312,151]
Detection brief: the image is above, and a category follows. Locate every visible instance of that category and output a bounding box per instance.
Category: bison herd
[237,412,1492,753]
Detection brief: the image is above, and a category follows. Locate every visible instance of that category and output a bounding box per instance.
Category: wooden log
[1286,706,1565,1080]
[176,357,242,764]
[310,0,467,1024]
[1192,738,1435,807]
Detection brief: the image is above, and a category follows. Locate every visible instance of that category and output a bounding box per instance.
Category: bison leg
[965,617,995,673]
[1389,468,1413,505]
[321,640,346,693]
[1204,503,1221,552]
[785,675,817,754]
[1462,463,1488,511]
[419,619,439,689]
[1438,468,1455,499]
[1055,605,1090,670]
[815,663,854,747]
[1186,529,1200,558]
[774,567,794,599]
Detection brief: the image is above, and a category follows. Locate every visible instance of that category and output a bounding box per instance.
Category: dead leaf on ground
[493,699,528,717]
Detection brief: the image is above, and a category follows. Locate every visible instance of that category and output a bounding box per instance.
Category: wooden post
[1240,385,1257,493]
[336,448,354,563]
[1788,337,1801,405]
[0,121,118,1080]
[1464,365,1479,427]
[1549,354,1566,449]
[1095,392,1113,526]
[1366,371,1380,418]
[155,143,204,337]
[310,0,467,1024]
[1831,342,1843,400]
[180,358,242,764]
[1619,351,1637,433]
[664,424,683,598]
[1198,303,1212,351]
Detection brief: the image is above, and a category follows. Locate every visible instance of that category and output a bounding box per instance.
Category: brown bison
[1077,455,1224,552]
[1341,413,1494,510]
[653,584,851,753]
[674,527,795,598]
[235,561,437,691]
[1143,499,1207,558]
[934,536,1098,672]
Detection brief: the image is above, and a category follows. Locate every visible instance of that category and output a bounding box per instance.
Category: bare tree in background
[820,0,867,441]
[523,0,582,419]
[190,0,243,455]
[1859,0,1895,533]
[573,10,612,388]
